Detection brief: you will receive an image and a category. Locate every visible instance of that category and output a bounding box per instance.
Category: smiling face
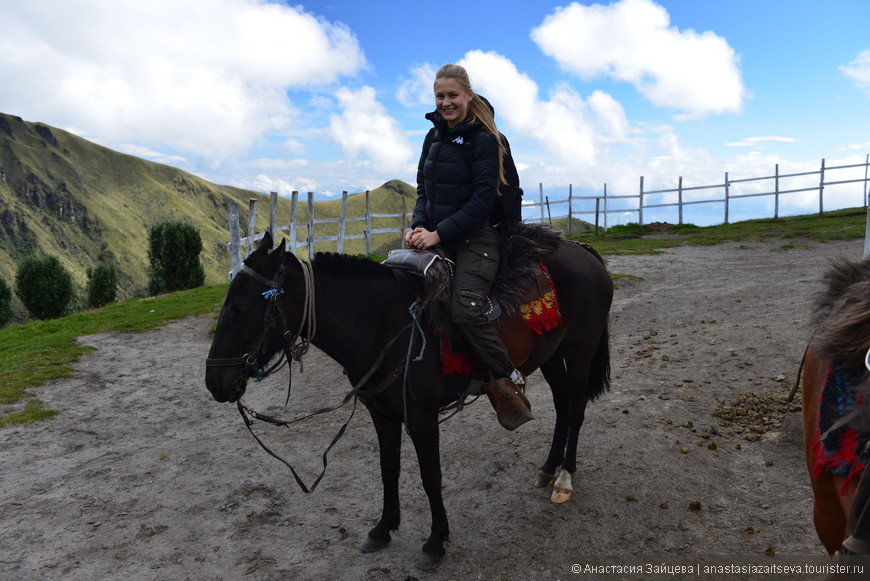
[434,77,472,128]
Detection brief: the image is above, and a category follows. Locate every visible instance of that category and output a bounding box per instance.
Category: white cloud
[396,63,437,107]
[329,86,416,172]
[725,136,797,148]
[841,49,870,95]
[0,0,366,160]
[456,50,626,168]
[530,0,744,119]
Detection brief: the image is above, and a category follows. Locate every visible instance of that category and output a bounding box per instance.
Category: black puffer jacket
[412,110,499,245]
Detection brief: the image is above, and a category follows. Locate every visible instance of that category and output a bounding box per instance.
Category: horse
[797,256,870,561]
[204,223,613,570]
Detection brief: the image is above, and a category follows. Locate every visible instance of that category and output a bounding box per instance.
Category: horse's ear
[258,231,274,252]
[265,236,287,270]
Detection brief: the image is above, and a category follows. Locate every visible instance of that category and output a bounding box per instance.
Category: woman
[405,63,532,431]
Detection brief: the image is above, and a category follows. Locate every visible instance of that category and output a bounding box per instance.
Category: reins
[211,257,428,493]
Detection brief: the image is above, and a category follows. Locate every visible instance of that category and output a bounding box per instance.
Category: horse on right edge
[796,256,870,569]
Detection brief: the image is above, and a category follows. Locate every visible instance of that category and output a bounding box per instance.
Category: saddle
[382,245,559,370]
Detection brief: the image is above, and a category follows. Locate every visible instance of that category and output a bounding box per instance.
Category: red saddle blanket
[812,363,870,493]
[441,263,562,375]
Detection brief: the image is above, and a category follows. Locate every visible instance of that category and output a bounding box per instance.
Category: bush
[147,220,205,295]
[14,255,74,320]
[86,263,117,308]
[0,277,12,327]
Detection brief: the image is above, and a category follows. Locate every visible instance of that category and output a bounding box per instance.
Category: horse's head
[205,231,288,403]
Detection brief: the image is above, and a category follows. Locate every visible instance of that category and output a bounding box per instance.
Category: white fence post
[774,165,780,219]
[637,176,643,226]
[307,192,315,260]
[289,191,299,255]
[819,158,826,215]
[228,201,241,278]
[724,172,730,224]
[246,198,257,257]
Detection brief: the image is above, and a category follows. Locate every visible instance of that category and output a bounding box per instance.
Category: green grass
[568,207,867,255]
[0,284,228,427]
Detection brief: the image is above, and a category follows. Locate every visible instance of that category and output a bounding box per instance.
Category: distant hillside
[0,112,415,316]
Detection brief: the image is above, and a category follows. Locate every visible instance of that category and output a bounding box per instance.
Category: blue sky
[2,0,870,224]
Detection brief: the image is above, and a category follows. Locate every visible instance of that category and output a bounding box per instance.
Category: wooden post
[774,164,780,219]
[307,192,315,260]
[594,197,600,235]
[269,191,277,243]
[637,177,643,226]
[228,201,241,278]
[365,190,372,256]
[337,191,348,254]
[864,155,870,259]
[724,172,730,225]
[678,176,683,225]
[545,196,552,226]
[819,158,826,215]
[246,198,257,257]
[567,184,573,236]
[401,193,408,247]
[289,191,299,255]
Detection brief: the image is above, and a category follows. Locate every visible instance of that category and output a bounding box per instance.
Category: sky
[2,0,870,225]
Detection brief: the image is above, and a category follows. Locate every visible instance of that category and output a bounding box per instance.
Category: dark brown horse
[798,256,870,561]
[204,224,612,570]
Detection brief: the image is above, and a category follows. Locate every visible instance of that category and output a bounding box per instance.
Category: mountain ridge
[0,112,414,315]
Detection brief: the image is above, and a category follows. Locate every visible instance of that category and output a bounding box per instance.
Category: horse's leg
[406,411,448,571]
[535,352,569,489]
[360,413,402,554]
[537,350,592,504]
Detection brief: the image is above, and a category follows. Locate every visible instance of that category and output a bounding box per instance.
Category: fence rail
[226,155,870,277]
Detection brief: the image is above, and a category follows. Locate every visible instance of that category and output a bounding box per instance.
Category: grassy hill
[0,112,415,318]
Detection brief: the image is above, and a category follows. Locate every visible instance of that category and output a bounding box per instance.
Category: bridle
[206,257,426,493]
[205,261,314,388]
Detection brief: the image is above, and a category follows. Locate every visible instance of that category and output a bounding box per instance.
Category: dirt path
[0,238,863,580]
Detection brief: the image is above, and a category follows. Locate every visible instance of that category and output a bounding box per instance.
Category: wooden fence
[227,155,870,277]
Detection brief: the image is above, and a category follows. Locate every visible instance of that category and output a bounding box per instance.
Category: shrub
[14,255,74,320]
[0,277,12,327]
[147,220,205,295]
[86,263,117,308]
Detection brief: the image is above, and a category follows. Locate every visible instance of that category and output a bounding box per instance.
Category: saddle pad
[812,363,870,493]
[441,263,562,375]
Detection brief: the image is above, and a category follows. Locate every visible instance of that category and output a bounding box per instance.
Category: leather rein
[206,259,424,493]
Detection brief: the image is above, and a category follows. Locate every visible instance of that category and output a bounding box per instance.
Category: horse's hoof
[534,471,555,488]
[551,487,573,504]
[415,551,444,571]
[360,535,390,554]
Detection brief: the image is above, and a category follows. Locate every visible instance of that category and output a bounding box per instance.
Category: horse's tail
[587,322,611,401]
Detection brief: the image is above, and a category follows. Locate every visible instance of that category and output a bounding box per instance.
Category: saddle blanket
[812,363,870,493]
[441,263,562,375]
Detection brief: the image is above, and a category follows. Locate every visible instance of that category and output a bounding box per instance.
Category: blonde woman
[405,64,531,430]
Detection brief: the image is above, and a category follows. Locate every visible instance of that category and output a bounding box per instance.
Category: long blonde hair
[435,64,507,188]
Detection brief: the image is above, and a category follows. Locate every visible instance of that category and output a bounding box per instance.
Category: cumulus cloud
[0,0,366,160]
[329,86,416,172]
[841,49,870,95]
[456,50,628,167]
[530,0,744,119]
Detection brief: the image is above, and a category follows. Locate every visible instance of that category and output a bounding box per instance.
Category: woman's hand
[406,227,441,250]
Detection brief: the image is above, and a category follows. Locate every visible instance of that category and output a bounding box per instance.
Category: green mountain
[0,112,415,314]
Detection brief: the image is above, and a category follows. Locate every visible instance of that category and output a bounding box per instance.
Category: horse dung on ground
[204,223,613,570]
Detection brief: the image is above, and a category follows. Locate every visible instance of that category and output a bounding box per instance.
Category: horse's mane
[811,256,870,368]
[311,251,392,279]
